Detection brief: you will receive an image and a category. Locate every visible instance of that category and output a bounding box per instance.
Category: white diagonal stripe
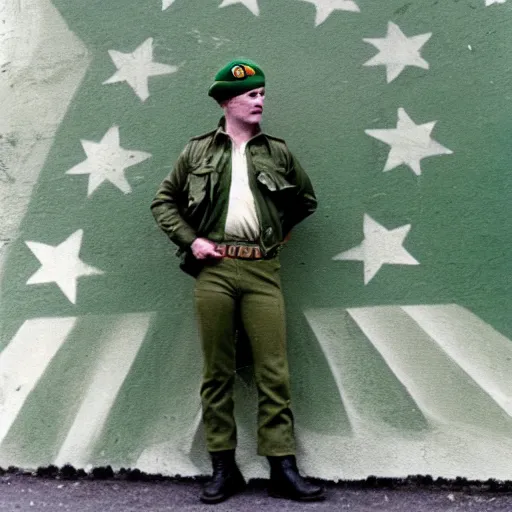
[403,305,512,416]
[303,309,360,427]
[347,306,512,432]
[0,317,77,446]
[54,313,153,468]
[304,307,430,432]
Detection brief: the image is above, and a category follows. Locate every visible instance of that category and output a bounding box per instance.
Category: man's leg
[194,260,245,503]
[239,257,324,501]
[239,258,295,456]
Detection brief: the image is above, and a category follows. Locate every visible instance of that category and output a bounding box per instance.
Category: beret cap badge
[231,64,256,79]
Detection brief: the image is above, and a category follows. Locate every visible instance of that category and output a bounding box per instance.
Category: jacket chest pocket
[186,167,215,214]
[255,164,296,193]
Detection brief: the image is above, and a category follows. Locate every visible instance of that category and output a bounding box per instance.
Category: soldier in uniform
[151,59,323,503]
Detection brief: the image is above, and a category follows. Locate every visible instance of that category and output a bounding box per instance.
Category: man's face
[223,87,265,125]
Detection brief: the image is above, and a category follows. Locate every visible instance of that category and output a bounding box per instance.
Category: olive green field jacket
[151,120,317,275]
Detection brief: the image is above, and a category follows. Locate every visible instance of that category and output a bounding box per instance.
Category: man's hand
[191,238,223,260]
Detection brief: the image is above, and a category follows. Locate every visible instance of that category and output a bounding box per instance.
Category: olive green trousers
[194,257,296,456]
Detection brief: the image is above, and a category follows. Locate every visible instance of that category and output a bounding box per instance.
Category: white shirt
[224,141,260,241]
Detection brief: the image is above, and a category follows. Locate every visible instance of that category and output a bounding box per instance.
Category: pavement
[1,474,512,512]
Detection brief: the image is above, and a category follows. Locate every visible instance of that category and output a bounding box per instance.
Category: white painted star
[103,37,179,101]
[365,108,453,176]
[333,214,419,284]
[363,22,432,83]
[26,230,104,304]
[218,0,260,16]
[301,0,360,26]
[162,0,177,10]
[486,0,506,5]
[66,126,151,197]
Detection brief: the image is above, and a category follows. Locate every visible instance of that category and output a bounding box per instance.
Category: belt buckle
[218,243,262,259]
[238,246,253,259]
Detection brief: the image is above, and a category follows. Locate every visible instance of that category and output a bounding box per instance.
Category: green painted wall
[1,0,512,480]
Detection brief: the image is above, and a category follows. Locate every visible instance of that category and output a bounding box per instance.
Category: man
[151,59,323,503]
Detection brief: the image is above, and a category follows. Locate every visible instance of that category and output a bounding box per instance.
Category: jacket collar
[213,116,266,146]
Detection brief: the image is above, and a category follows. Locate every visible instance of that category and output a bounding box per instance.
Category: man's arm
[150,143,197,250]
[151,143,223,259]
[283,152,318,234]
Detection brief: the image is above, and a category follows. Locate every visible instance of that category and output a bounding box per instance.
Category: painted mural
[1,0,511,481]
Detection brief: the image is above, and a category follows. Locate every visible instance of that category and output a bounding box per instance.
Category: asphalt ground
[2,473,512,512]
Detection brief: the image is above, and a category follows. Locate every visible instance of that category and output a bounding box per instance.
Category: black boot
[200,450,246,504]
[267,455,325,501]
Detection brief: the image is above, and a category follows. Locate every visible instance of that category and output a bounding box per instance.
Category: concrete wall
[1,0,511,480]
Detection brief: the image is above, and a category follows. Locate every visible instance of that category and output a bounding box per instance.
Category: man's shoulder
[189,128,217,142]
[264,133,287,145]
[183,129,218,163]
[262,133,291,158]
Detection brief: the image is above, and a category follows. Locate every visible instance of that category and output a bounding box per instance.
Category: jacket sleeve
[284,151,318,232]
[150,143,197,250]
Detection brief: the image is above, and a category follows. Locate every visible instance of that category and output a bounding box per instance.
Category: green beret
[208,59,265,102]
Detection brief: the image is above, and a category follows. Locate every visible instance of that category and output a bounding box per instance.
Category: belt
[216,244,263,260]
